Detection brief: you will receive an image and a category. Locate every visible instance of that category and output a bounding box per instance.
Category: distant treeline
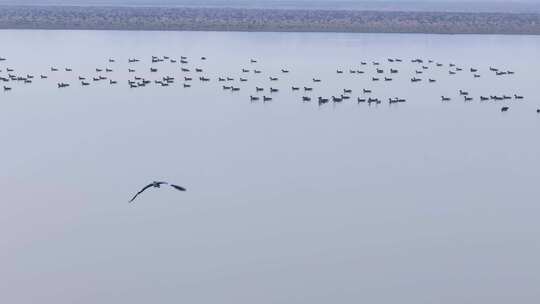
[0,5,539,35]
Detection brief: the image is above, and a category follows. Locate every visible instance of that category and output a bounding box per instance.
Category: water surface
[1,30,539,303]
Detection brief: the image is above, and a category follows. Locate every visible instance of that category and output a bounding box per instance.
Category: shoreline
[1,5,539,35]
[2,27,540,37]
[6,28,540,41]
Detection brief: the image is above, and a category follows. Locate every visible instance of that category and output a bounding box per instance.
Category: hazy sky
[2,0,540,5]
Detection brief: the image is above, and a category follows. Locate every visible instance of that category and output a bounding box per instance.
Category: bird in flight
[129,181,186,203]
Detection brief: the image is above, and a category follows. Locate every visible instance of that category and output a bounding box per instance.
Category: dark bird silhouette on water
[129,181,186,203]
[318,97,329,105]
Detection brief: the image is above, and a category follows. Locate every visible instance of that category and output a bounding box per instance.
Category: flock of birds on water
[1,55,537,202]
[1,55,538,114]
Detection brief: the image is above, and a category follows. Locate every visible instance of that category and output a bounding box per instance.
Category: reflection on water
[1,30,539,303]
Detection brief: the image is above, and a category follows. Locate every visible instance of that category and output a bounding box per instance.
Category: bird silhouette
[129,181,186,203]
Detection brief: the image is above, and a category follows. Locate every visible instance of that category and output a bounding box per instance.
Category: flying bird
[129,181,186,203]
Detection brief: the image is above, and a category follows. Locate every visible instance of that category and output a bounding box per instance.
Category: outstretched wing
[170,184,187,192]
[129,183,154,203]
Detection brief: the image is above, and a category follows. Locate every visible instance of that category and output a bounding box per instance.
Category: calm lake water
[1,30,539,303]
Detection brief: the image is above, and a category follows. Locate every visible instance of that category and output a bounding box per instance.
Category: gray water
[1,30,539,303]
